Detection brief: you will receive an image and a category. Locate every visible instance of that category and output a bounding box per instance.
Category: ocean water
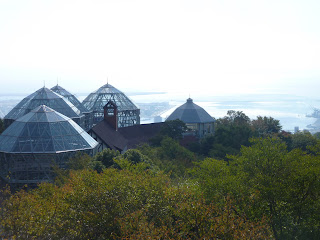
[0,92,318,132]
[129,92,318,132]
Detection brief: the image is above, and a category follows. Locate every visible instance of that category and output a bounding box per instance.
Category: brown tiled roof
[89,120,128,151]
[89,121,164,151]
[119,122,164,149]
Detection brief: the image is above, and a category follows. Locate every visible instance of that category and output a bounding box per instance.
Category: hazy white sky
[0,0,319,97]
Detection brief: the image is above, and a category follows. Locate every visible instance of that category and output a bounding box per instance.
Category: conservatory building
[51,84,93,130]
[0,105,98,185]
[4,87,85,129]
[82,83,140,128]
[166,98,215,138]
[51,84,88,113]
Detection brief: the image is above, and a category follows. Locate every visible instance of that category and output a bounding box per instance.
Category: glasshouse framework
[82,83,140,127]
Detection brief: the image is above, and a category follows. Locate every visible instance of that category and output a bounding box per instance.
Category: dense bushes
[1,112,320,239]
[0,169,272,239]
[191,137,320,239]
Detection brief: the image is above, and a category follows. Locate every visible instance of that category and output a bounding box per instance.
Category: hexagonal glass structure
[82,83,140,127]
[51,84,93,130]
[0,105,98,185]
[51,84,88,113]
[4,87,85,129]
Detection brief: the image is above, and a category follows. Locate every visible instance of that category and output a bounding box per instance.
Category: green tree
[290,131,319,152]
[92,148,120,168]
[210,110,253,158]
[252,116,282,137]
[0,169,170,239]
[160,119,188,140]
[231,137,320,239]
[113,149,157,172]
[151,119,188,146]
[0,169,272,240]
[191,137,320,239]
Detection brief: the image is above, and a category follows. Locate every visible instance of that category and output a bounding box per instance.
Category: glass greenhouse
[51,84,93,130]
[0,105,98,185]
[82,83,140,127]
[51,84,88,113]
[4,87,85,129]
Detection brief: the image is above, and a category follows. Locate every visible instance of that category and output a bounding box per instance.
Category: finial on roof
[43,80,45,88]
[187,97,193,103]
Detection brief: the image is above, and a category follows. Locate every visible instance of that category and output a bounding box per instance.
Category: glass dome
[82,83,140,127]
[0,105,97,153]
[0,105,98,185]
[4,87,84,128]
[51,84,88,113]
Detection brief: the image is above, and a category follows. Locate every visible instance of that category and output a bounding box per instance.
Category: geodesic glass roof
[0,105,98,153]
[166,98,215,123]
[51,84,88,113]
[5,87,82,121]
[82,83,139,112]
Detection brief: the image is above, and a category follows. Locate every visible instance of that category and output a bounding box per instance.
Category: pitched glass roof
[51,84,88,113]
[166,98,215,123]
[0,105,98,153]
[82,83,138,112]
[5,87,82,121]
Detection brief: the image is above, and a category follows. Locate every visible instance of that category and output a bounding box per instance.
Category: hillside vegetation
[1,111,320,239]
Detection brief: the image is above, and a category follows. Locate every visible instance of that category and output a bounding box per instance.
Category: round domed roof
[51,84,88,113]
[0,105,98,153]
[82,83,138,112]
[166,98,215,123]
[4,87,82,121]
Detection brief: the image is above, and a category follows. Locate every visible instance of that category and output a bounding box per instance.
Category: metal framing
[0,105,98,185]
[82,83,140,127]
[4,87,85,129]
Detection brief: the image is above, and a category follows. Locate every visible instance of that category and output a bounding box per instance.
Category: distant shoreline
[0,91,168,97]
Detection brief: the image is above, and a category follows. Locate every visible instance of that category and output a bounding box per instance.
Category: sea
[0,92,319,133]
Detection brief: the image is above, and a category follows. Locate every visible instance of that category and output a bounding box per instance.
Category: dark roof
[166,98,215,123]
[89,120,128,151]
[89,120,163,151]
[119,122,164,149]
[5,87,82,121]
[51,84,88,113]
[0,105,98,153]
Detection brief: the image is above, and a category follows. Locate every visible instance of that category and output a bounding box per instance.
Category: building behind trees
[166,98,215,138]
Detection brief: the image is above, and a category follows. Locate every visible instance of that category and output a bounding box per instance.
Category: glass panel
[53,136,65,151]
[20,126,30,137]
[33,141,44,152]
[21,139,32,152]
[49,122,62,136]
[38,112,48,122]
[27,123,39,137]
[43,139,54,152]
[46,112,58,122]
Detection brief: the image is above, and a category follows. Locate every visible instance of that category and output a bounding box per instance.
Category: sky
[0,0,319,97]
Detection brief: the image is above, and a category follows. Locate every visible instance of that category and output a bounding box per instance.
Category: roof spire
[43,80,46,88]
